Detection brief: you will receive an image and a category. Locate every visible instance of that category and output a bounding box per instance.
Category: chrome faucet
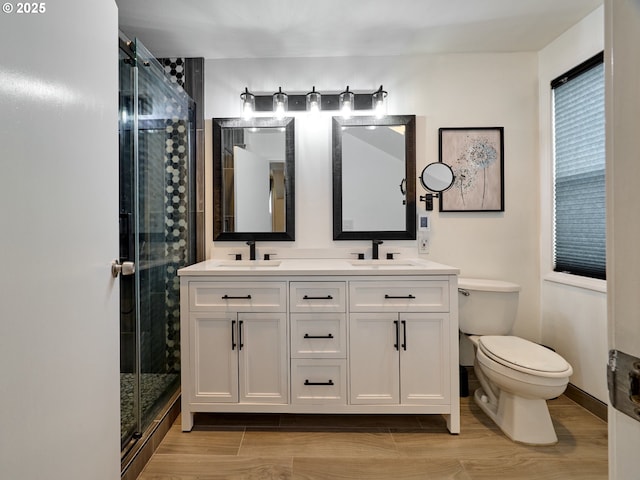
[372,239,383,260]
[246,240,256,260]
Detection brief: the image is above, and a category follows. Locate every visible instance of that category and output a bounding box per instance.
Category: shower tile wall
[161,57,188,373]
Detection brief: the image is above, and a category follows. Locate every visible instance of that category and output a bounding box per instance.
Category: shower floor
[121,372,179,444]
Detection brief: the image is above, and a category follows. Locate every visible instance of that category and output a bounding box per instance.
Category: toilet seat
[478,336,572,378]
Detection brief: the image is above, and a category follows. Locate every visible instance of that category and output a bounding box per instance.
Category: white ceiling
[116,0,602,59]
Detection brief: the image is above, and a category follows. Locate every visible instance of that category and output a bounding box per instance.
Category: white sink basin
[219,260,281,267]
[348,259,418,267]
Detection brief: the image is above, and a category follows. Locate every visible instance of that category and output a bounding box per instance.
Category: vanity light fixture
[372,85,388,118]
[241,87,255,120]
[339,86,354,118]
[306,86,321,114]
[273,86,288,119]
[241,86,389,117]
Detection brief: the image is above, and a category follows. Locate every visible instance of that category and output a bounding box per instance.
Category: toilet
[458,278,573,445]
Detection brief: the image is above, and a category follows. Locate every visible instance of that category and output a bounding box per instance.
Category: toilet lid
[478,336,571,374]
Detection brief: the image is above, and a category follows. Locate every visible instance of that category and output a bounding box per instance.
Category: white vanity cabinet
[182,281,288,430]
[179,259,459,434]
[348,281,450,406]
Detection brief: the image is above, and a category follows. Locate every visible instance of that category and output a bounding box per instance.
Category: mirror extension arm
[419,162,455,211]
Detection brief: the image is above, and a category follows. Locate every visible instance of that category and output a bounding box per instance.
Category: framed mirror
[332,115,416,240]
[213,117,295,241]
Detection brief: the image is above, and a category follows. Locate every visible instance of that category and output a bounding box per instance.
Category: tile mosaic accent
[160,58,190,373]
[162,58,186,91]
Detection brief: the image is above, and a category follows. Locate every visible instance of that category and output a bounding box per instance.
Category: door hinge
[608,349,640,423]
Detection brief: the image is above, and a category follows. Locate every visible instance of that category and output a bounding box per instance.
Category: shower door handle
[111,259,136,278]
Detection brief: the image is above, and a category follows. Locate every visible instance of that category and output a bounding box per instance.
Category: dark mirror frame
[213,117,295,241]
[332,115,416,240]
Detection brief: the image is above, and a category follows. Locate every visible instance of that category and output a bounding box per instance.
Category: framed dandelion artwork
[438,127,504,212]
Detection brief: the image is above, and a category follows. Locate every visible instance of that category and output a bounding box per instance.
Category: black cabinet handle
[231,320,236,350]
[238,320,244,350]
[393,320,399,351]
[303,295,334,300]
[303,333,334,339]
[401,320,407,351]
[385,294,416,299]
[304,379,334,386]
[222,294,252,299]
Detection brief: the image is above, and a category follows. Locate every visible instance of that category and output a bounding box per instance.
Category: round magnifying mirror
[419,162,455,192]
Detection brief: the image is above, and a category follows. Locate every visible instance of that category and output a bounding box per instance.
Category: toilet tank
[458,278,520,335]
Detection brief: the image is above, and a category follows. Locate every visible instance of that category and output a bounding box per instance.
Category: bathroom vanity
[178,258,460,434]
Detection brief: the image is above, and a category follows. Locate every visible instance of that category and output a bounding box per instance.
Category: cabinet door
[400,313,450,405]
[349,313,399,404]
[191,312,238,403]
[238,313,288,404]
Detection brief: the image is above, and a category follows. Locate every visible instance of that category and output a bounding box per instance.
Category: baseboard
[121,391,181,480]
[564,383,608,422]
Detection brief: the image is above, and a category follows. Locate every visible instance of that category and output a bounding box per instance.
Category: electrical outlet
[419,234,429,253]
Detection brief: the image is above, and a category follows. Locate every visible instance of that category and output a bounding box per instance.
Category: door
[0,1,120,478]
[191,312,239,403]
[605,0,640,476]
[118,41,139,450]
[400,313,450,405]
[350,313,400,404]
[239,313,289,403]
[118,38,195,451]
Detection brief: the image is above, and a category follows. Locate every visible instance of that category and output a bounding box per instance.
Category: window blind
[552,53,605,280]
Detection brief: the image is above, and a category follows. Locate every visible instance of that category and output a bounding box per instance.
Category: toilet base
[474,388,558,445]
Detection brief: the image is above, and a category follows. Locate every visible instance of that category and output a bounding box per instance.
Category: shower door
[119,38,196,452]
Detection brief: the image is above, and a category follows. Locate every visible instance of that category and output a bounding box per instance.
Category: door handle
[393,320,399,351]
[111,259,135,278]
[231,320,237,350]
[629,362,640,405]
[401,320,407,351]
[238,320,244,350]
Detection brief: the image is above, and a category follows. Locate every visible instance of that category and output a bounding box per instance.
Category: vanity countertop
[178,258,459,277]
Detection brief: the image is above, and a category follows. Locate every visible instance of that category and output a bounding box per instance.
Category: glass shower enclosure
[118,37,196,454]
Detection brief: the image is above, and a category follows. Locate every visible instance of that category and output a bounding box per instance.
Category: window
[551,52,605,280]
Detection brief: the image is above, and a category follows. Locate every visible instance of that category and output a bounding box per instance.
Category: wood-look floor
[137,390,607,479]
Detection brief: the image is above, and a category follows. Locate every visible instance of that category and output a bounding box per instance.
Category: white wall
[204,52,540,341]
[0,1,120,478]
[538,6,608,402]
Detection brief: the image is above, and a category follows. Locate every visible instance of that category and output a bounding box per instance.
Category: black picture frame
[439,127,504,212]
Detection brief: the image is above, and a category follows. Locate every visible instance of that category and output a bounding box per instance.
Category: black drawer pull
[222,294,252,299]
[384,294,416,299]
[303,333,334,339]
[303,295,334,300]
[304,379,334,386]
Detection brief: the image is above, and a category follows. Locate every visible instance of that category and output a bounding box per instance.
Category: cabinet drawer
[349,281,450,312]
[189,282,286,312]
[290,282,346,312]
[291,359,347,405]
[291,313,346,358]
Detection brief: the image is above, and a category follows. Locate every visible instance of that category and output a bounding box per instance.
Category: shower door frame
[119,36,196,455]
